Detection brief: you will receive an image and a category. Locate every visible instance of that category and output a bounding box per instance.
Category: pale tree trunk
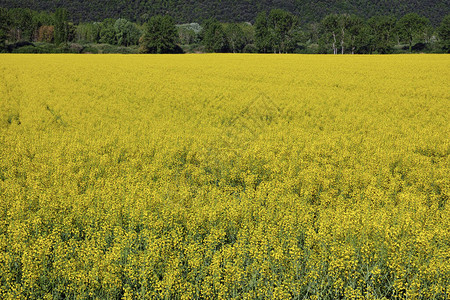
[352,37,355,54]
[341,27,345,54]
[332,33,337,54]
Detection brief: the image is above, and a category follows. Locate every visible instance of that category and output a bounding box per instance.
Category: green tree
[333,14,363,54]
[396,13,429,52]
[255,11,271,53]
[267,9,298,53]
[367,16,397,54]
[54,8,69,45]
[305,22,320,45]
[438,14,450,53]
[0,8,9,51]
[76,22,101,43]
[225,23,246,53]
[320,14,340,54]
[354,24,373,54]
[240,22,255,46]
[114,18,141,46]
[337,14,351,54]
[99,18,116,44]
[140,15,179,54]
[345,15,365,54]
[8,8,34,42]
[201,18,228,53]
[321,14,367,54]
[177,26,199,45]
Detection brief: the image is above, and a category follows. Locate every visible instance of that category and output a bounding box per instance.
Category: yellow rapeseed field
[0,54,449,299]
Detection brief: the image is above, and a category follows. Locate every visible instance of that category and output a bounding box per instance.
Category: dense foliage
[139,15,181,54]
[254,9,300,54]
[438,14,450,52]
[201,19,228,53]
[0,7,8,50]
[1,54,449,299]
[396,13,431,53]
[1,5,449,54]
[0,0,448,26]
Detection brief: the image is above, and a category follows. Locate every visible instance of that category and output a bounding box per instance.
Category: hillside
[0,0,449,25]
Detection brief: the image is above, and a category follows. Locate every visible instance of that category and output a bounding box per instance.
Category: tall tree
[367,16,397,53]
[225,23,246,53]
[255,11,270,53]
[54,8,69,45]
[345,15,365,54]
[438,14,450,53]
[0,8,9,50]
[177,25,199,45]
[320,14,340,54]
[140,15,179,54]
[396,13,430,52]
[8,8,34,42]
[201,18,228,53]
[305,22,320,45]
[114,18,141,46]
[99,19,116,44]
[267,9,298,53]
[240,22,255,46]
[76,22,101,43]
[354,24,373,54]
[337,14,351,54]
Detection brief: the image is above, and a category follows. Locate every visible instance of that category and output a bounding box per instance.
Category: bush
[81,46,99,54]
[116,46,140,54]
[69,43,84,53]
[12,45,45,53]
[93,44,138,54]
[7,41,34,52]
[243,43,257,53]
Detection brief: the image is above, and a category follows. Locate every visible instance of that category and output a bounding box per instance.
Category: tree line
[1,7,449,54]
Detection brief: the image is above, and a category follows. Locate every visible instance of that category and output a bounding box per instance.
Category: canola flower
[0,54,449,299]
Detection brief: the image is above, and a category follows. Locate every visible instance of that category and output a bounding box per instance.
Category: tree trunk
[332,33,337,55]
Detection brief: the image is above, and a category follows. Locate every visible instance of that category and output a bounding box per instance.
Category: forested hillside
[0,0,449,25]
